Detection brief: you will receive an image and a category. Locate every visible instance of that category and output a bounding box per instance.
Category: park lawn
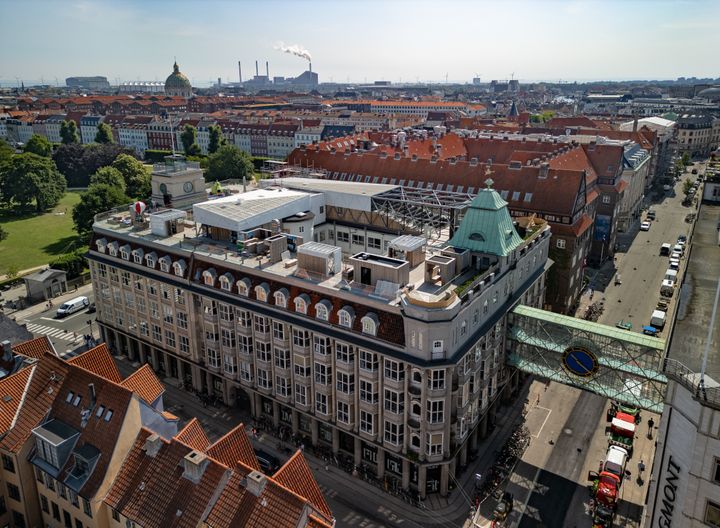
[0,192,83,275]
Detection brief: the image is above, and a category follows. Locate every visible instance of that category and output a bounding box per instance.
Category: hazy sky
[1,0,718,86]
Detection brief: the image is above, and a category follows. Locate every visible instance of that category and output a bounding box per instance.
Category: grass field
[0,192,83,275]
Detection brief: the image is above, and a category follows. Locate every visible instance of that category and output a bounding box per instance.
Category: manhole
[563,428,573,435]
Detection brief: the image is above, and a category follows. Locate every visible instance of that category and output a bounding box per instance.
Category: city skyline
[1,0,719,87]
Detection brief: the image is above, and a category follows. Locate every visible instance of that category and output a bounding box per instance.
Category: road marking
[534,406,552,438]
[26,323,75,342]
[513,465,543,525]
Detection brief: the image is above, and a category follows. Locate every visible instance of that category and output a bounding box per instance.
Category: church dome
[165,62,191,95]
[698,87,720,99]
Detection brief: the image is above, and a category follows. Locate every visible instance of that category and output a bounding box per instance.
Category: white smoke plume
[274,41,312,62]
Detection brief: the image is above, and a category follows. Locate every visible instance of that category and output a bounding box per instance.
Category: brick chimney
[243,470,267,497]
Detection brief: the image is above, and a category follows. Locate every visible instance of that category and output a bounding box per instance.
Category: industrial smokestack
[255,60,259,77]
[266,61,269,78]
[238,61,242,83]
[309,62,312,73]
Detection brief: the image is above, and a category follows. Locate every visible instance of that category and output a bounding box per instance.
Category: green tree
[205,144,254,182]
[0,225,7,242]
[111,154,151,199]
[208,124,226,154]
[682,178,693,196]
[0,153,66,211]
[95,123,114,144]
[90,166,126,193]
[53,143,128,187]
[60,120,80,144]
[72,183,128,235]
[180,124,201,156]
[0,139,13,165]
[23,134,53,157]
[682,152,691,166]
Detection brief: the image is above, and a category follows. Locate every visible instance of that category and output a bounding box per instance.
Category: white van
[603,445,629,478]
[651,309,667,329]
[660,280,675,297]
[664,269,678,284]
[56,296,89,318]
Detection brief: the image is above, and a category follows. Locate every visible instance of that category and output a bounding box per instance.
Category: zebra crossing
[25,322,77,342]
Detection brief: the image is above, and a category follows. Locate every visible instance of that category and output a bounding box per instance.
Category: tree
[180,124,201,156]
[682,178,693,196]
[72,183,128,235]
[208,124,226,154]
[60,120,80,144]
[95,123,114,144]
[205,144,254,182]
[53,143,127,187]
[0,139,13,165]
[0,153,66,211]
[111,154,151,199]
[682,152,691,166]
[90,166,126,193]
[23,134,53,157]
[0,226,7,242]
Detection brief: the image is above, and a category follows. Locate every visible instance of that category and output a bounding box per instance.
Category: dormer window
[159,256,172,273]
[95,405,106,418]
[65,391,74,403]
[104,409,113,422]
[72,395,81,407]
[173,259,187,277]
[236,278,251,297]
[145,252,157,268]
[120,244,131,260]
[95,238,107,253]
[255,283,269,302]
[338,306,355,328]
[294,294,310,315]
[107,241,119,257]
[202,268,217,287]
[361,313,379,336]
[131,248,144,264]
[316,300,332,321]
[274,288,288,308]
[219,272,234,291]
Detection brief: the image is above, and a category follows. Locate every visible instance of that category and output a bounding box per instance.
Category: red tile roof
[175,418,210,451]
[11,336,55,359]
[206,423,259,471]
[67,343,122,383]
[273,451,333,519]
[120,364,164,405]
[0,367,33,433]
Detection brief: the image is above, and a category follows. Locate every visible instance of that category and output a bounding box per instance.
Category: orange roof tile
[0,367,33,433]
[162,410,179,420]
[120,364,164,405]
[67,343,122,383]
[175,418,210,451]
[273,451,333,519]
[11,336,55,359]
[206,423,259,471]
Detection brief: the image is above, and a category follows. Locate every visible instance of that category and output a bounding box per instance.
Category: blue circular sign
[562,346,599,377]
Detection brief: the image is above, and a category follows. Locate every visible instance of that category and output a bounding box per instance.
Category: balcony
[408,384,422,397]
[408,417,420,429]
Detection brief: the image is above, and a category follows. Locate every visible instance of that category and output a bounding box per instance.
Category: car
[678,234,687,244]
[254,449,280,475]
[86,302,96,314]
[663,184,672,191]
[692,169,698,174]
[647,210,656,220]
[640,221,651,231]
[56,296,89,318]
[669,259,680,271]
[671,251,682,260]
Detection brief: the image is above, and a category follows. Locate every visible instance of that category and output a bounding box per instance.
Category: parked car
[86,302,96,314]
[671,251,682,260]
[669,259,680,271]
[647,209,656,221]
[660,243,672,256]
[640,221,651,231]
[678,234,687,244]
[663,184,672,191]
[254,449,280,475]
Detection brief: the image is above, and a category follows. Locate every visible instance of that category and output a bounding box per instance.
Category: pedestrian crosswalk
[25,323,78,342]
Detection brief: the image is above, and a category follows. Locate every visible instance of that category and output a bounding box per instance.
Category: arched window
[173,259,186,277]
[274,288,289,308]
[294,293,310,315]
[219,272,234,291]
[131,248,144,264]
[361,313,379,336]
[95,238,108,253]
[202,268,217,287]
[145,251,157,269]
[107,241,119,257]
[316,300,332,321]
[236,278,251,297]
[338,306,355,328]
[120,244,131,260]
[255,282,269,302]
[159,256,172,273]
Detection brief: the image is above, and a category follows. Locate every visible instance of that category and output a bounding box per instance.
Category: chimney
[309,62,312,73]
[0,340,11,361]
[255,61,259,77]
[243,470,267,497]
[539,162,550,179]
[633,115,638,132]
[238,61,242,83]
[266,61,269,78]
[143,433,163,458]
[182,450,209,483]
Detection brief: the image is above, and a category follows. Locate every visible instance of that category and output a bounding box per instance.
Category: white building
[80,115,104,144]
[119,81,165,94]
[295,127,323,148]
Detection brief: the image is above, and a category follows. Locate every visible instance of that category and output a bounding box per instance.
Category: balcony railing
[664,358,720,411]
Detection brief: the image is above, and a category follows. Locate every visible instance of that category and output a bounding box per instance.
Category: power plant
[235,55,318,89]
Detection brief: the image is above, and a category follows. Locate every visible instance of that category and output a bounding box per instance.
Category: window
[295,384,308,406]
[360,380,377,403]
[713,459,720,483]
[294,295,308,314]
[313,336,329,356]
[368,237,381,249]
[179,335,190,354]
[276,376,291,397]
[361,314,378,335]
[337,231,349,243]
[139,321,148,337]
[427,399,444,423]
[255,284,269,302]
[52,502,60,521]
[274,348,290,369]
[257,368,271,389]
[82,498,92,517]
[2,454,14,473]
[150,301,159,319]
[6,483,20,501]
[337,372,354,393]
[337,401,350,424]
[315,392,328,415]
[221,328,236,348]
[352,234,364,245]
[314,362,331,385]
[602,194,611,204]
[177,311,188,329]
[152,324,162,342]
[165,330,176,349]
[219,273,233,291]
[294,355,310,377]
[12,511,25,528]
[272,321,285,340]
[315,301,330,321]
[384,421,403,445]
[556,238,566,249]
[705,501,720,527]
[429,369,445,390]
[240,362,253,382]
[218,304,233,322]
[256,341,271,362]
[384,389,404,414]
[112,510,120,521]
[237,278,251,297]
[207,348,220,368]
[292,329,310,348]
[237,310,251,327]
[338,306,354,328]
[223,354,237,375]
[359,350,377,371]
[384,358,404,381]
[274,290,288,308]
[76,519,84,528]
[360,411,374,435]
[41,495,49,513]
[254,315,269,334]
[426,432,443,456]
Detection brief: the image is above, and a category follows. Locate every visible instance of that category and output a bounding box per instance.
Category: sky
[1,0,719,87]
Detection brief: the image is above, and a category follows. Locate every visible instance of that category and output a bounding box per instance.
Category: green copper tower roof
[448,178,523,257]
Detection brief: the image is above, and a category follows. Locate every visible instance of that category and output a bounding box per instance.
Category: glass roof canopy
[508,305,667,412]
